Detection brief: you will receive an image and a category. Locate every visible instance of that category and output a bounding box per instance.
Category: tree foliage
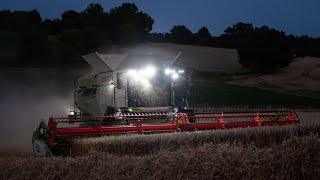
[109,3,154,43]
[195,27,213,46]
[170,25,194,44]
[224,22,254,38]
[0,3,154,66]
[237,26,294,72]
[219,22,254,48]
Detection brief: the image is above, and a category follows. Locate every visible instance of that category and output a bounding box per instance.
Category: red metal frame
[47,111,299,147]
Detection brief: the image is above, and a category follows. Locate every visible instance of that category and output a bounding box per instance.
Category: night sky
[1,0,319,37]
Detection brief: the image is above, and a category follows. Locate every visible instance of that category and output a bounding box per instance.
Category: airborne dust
[0,68,78,152]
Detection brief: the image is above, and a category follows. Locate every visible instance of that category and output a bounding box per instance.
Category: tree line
[0,3,319,72]
[0,3,153,67]
[149,23,320,72]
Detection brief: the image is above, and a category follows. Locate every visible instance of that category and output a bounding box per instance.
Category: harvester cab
[74,52,191,119]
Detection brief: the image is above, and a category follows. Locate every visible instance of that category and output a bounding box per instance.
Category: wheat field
[0,111,319,179]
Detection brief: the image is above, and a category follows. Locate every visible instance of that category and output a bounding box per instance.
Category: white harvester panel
[82,52,112,72]
[97,72,114,115]
[80,51,182,115]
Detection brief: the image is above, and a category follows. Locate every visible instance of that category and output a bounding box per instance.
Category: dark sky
[1,0,319,37]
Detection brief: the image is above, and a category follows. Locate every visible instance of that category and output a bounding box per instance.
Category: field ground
[0,111,319,179]
[187,83,320,108]
[227,57,320,100]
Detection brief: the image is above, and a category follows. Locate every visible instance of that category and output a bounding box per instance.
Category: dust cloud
[0,68,81,152]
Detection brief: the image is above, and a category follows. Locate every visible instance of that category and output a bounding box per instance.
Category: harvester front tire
[32,139,48,157]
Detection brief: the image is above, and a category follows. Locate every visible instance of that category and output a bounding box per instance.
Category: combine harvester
[33,52,299,156]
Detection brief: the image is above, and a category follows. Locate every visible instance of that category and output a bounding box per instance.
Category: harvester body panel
[33,52,300,156]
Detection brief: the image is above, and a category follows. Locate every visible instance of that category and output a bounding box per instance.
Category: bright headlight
[130,67,156,79]
[141,79,150,85]
[172,73,179,80]
[165,68,171,75]
[178,69,185,74]
[144,66,156,78]
[128,69,136,75]
[133,75,141,82]
[165,68,177,75]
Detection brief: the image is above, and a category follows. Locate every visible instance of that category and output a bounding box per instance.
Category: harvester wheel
[32,139,48,157]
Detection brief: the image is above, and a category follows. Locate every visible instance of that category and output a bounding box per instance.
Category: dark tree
[28,9,42,24]
[220,22,254,48]
[0,9,42,32]
[294,35,320,57]
[17,27,48,65]
[41,19,61,35]
[195,27,212,46]
[109,3,154,43]
[0,10,12,31]
[147,33,170,42]
[224,22,254,37]
[60,10,83,30]
[238,26,294,72]
[170,25,194,44]
[84,3,104,14]
[80,26,110,53]
[82,3,106,28]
